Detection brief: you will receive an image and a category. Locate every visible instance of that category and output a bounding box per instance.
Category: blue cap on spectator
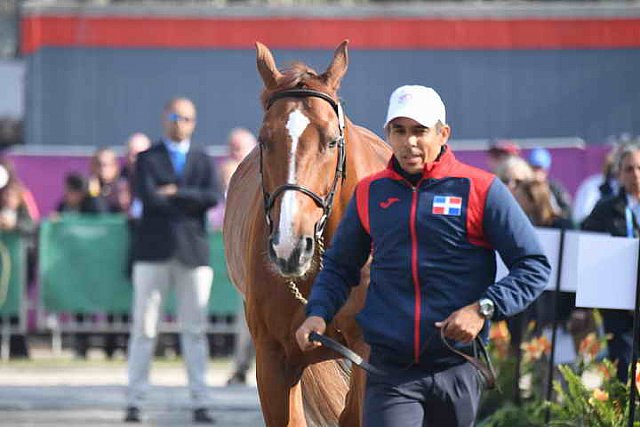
[528,147,552,170]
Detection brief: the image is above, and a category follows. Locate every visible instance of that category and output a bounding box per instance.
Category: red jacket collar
[385,145,457,182]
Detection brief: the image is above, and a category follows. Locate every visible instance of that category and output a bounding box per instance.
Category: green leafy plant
[548,362,637,427]
[479,325,640,427]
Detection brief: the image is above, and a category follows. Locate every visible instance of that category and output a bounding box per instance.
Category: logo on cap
[398,93,413,104]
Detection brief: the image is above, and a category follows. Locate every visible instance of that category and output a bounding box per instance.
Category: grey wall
[0,60,23,118]
[26,47,640,147]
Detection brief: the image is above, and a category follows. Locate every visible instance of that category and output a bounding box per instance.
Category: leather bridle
[259,89,347,240]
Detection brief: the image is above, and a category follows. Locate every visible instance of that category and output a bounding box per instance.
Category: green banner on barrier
[0,232,25,317]
[39,215,239,316]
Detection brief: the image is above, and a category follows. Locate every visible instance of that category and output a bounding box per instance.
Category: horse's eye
[328,139,338,149]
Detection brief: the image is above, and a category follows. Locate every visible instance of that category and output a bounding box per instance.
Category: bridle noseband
[260,88,347,240]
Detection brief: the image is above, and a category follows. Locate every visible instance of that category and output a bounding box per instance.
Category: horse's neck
[324,120,391,239]
[343,120,390,193]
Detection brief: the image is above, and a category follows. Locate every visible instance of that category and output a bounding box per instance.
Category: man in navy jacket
[296,85,550,427]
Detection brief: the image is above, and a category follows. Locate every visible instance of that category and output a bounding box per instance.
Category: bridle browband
[260,88,347,240]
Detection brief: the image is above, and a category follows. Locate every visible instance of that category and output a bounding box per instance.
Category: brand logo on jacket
[379,197,400,209]
[432,196,462,216]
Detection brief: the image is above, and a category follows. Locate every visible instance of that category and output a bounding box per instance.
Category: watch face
[480,300,494,318]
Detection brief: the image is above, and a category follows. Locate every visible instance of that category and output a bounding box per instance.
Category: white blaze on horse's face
[273,108,310,261]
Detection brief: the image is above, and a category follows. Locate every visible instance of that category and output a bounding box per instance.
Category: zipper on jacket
[409,185,422,363]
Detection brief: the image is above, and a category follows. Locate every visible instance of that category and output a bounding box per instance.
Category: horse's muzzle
[268,233,315,277]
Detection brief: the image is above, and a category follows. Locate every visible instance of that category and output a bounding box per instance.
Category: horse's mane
[260,62,332,108]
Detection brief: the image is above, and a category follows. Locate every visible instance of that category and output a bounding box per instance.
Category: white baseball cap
[384,85,446,129]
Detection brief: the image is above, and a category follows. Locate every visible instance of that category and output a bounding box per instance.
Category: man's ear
[439,124,451,142]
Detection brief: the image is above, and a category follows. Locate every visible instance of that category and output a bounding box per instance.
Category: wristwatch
[478,298,495,320]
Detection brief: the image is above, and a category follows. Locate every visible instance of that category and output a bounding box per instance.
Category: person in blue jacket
[296,85,550,427]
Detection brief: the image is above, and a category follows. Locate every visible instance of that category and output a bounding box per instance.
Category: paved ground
[0,346,264,426]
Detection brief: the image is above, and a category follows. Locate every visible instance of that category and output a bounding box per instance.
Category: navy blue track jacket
[306,147,550,369]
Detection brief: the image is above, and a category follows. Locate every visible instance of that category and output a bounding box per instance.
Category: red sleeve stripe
[21,16,640,54]
[355,177,373,236]
[449,163,494,249]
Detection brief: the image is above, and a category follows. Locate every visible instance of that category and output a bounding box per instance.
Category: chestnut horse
[224,41,391,426]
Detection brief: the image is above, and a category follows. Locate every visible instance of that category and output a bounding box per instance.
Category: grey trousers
[126,259,213,408]
[363,361,484,427]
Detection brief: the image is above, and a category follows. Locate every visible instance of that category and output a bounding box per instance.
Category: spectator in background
[495,155,534,194]
[527,147,572,221]
[89,147,130,358]
[122,133,152,183]
[581,142,639,383]
[119,133,151,218]
[486,139,521,172]
[493,155,536,378]
[218,128,257,386]
[573,144,621,224]
[56,173,106,214]
[513,180,591,367]
[514,180,572,230]
[125,97,220,424]
[218,128,257,192]
[0,158,39,359]
[55,172,107,359]
[0,159,39,226]
[89,148,125,213]
[0,178,37,235]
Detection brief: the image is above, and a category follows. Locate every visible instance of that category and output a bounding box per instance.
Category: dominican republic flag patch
[432,196,462,216]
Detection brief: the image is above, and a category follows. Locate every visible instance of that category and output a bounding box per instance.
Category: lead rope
[285,234,325,305]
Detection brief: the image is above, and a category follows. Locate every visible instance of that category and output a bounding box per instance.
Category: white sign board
[575,233,638,310]
[496,228,564,291]
[495,229,638,309]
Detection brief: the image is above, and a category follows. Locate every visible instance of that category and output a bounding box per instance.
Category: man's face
[65,190,84,207]
[619,150,640,197]
[95,152,119,183]
[127,135,151,165]
[387,117,450,174]
[163,99,197,142]
[229,133,255,161]
[531,166,548,183]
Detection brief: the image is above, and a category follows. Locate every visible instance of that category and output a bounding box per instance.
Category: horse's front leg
[255,340,307,427]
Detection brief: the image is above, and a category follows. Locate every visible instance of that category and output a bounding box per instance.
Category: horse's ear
[256,42,282,89]
[322,40,349,92]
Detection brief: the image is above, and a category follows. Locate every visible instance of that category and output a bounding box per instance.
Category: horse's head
[256,41,348,278]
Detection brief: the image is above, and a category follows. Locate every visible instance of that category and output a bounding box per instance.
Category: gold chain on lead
[286,234,325,305]
[287,280,308,305]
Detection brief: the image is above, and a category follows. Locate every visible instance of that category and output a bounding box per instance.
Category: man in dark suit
[125,98,220,424]
[582,142,640,384]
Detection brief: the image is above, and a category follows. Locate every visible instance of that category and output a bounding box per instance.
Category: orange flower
[579,333,601,360]
[539,336,552,354]
[592,388,609,402]
[521,336,552,363]
[490,321,510,342]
